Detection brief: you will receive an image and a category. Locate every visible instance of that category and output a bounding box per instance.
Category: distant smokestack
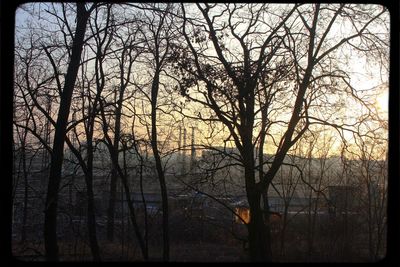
[178,126,182,174]
[182,128,187,175]
[178,126,182,153]
[190,127,195,170]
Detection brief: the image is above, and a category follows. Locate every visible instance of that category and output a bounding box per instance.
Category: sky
[13,3,389,159]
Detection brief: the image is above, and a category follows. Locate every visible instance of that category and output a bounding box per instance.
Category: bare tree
[170,3,388,261]
[43,3,96,261]
[13,41,39,243]
[135,3,178,260]
[352,130,387,260]
[14,16,60,249]
[51,4,120,261]
[99,96,149,260]
[13,3,389,262]
[303,130,336,258]
[103,11,142,243]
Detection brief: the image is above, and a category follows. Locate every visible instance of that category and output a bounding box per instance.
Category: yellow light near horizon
[377,91,389,113]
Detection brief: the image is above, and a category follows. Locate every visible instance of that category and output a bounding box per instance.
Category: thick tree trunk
[246,177,272,262]
[243,143,272,262]
[44,3,89,261]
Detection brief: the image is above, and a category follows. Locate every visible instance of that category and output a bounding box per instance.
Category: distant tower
[190,126,196,171]
[182,128,187,175]
[178,126,182,174]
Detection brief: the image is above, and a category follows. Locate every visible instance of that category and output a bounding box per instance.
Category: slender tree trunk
[367,182,374,261]
[65,132,101,260]
[106,169,118,241]
[106,139,120,242]
[11,133,17,218]
[44,4,89,261]
[280,203,289,256]
[150,71,169,261]
[100,101,148,260]
[106,90,122,242]
[85,176,101,261]
[20,146,28,242]
[85,138,101,261]
[119,167,148,260]
[136,146,149,255]
[257,94,273,260]
[307,153,314,258]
